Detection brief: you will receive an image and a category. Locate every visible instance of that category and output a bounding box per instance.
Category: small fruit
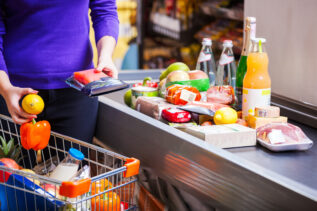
[159,62,190,81]
[166,70,190,85]
[0,158,20,170]
[158,79,167,98]
[21,169,40,186]
[188,70,208,80]
[124,89,132,107]
[22,94,44,115]
[42,183,62,199]
[214,107,238,125]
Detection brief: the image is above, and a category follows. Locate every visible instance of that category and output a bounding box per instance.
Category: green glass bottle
[236,17,256,110]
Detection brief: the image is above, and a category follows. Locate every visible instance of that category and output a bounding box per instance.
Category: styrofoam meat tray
[257,138,314,152]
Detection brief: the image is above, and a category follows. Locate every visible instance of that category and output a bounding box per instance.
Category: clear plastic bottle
[196,38,217,85]
[49,148,84,181]
[216,40,237,91]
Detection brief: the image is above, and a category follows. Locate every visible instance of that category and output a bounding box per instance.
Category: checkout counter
[95,70,317,210]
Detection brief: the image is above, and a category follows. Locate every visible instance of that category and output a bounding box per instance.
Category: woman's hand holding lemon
[2,86,38,124]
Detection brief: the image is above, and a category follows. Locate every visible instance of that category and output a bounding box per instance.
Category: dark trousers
[0,88,98,167]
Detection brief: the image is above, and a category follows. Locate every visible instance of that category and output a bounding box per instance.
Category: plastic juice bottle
[236,17,256,110]
[242,38,271,119]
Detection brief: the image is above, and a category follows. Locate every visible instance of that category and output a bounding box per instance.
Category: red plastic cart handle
[124,158,140,178]
[59,178,91,198]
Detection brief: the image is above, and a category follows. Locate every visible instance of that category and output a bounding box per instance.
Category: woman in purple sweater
[0,0,119,144]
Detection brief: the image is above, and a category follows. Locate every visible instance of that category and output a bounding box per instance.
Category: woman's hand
[95,36,118,79]
[3,86,38,125]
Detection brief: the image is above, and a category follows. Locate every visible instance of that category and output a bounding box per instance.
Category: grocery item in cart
[207,85,235,105]
[20,119,51,150]
[196,38,217,85]
[66,69,129,97]
[256,123,313,151]
[49,148,84,181]
[242,38,271,118]
[166,84,201,105]
[162,108,191,123]
[215,40,237,92]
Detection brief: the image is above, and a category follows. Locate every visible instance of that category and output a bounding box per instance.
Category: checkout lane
[95,70,317,210]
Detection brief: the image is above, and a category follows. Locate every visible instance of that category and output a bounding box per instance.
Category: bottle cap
[223,40,233,47]
[202,38,212,46]
[69,148,84,161]
[247,17,256,23]
[251,38,266,43]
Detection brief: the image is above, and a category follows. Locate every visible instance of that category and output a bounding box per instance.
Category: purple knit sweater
[0,0,119,89]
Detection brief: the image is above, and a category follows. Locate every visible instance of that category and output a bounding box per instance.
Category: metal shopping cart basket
[0,114,140,211]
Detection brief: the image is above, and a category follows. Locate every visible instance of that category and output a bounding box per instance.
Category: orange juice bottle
[242,38,271,118]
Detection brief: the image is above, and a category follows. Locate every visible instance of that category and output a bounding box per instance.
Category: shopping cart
[0,114,140,211]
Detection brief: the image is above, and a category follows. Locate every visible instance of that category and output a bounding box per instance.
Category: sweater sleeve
[0,4,7,74]
[89,0,119,43]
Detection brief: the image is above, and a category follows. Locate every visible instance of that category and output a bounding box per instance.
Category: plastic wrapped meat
[186,101,229,112]
[207,86,235,105]
[256,123,311,144]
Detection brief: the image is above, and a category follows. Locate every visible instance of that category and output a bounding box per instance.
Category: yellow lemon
[21,169,40,186]
[22,94,44,115]
[214,107,238,125]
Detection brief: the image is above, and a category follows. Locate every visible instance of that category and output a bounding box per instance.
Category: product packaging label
[198,52,211,62]
[242,88,271,118]
[219,54,234,66]
[180,89,197,102]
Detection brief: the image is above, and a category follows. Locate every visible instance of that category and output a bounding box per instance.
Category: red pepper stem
[32,118,36,125]
[142,77,152,87]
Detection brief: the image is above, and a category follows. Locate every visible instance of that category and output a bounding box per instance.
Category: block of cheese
[248,115,288,129]
[255,106,280,118]
[135,97,177,120]
[183,124,256,148]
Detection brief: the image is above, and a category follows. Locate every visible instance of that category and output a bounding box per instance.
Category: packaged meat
[166,85,201,105]
[207,86,235,105]
[256,123,313,151]
[162,108,191,123]
[66,69,129,97]
[187,101,229,111]
[135,97,177,120]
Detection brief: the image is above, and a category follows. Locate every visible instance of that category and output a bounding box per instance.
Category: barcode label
[180,89,196,102]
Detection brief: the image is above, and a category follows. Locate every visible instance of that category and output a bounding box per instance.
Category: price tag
[180,89,197,102]
[268,129,286,144]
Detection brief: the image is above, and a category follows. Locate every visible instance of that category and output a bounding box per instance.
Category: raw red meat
[74,69,108,85]
[207,86,235,105]
[187,101,229,112]
[256,123,310,144]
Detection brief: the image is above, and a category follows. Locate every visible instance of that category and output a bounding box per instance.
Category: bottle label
[198,52,211,62]
[219,54,234,66]
[242,88,271,118]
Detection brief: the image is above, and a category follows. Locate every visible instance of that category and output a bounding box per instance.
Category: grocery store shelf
[200,2,244,21]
